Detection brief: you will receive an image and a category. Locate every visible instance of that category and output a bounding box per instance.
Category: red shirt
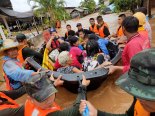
[122,33,150,73]
[54,47,82,70]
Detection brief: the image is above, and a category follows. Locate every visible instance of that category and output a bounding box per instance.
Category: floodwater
[0,12,155,114]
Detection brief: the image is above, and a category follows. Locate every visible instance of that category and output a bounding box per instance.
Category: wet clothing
[0,85,86,116]
[57,66,75,74]
[3,56,34,89]
[122,33,150,73]
[76,28,93,37]
[97,38,109,55]
[0,87,26,116]
[97,98,155,116]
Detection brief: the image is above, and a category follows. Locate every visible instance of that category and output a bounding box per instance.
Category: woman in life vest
[79,49,155,116]
[24,72,90,116]
[0,39,42,90]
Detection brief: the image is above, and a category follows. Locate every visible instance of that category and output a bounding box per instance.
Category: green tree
[112,0,143,12]
[80,0,96,13]
[99,0,104,5]
[28,0,69,26]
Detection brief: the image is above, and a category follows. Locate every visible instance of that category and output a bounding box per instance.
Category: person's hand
[79,100,97,116]
[107,65,117,75]
[82,75,90,87]
[22,57,29,67]
[54,75,64,87]
[50,73,55,81]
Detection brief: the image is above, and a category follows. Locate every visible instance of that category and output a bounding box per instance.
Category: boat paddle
[77,76,89,116]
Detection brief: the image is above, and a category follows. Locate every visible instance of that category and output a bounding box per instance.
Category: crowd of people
[0,6,154,116]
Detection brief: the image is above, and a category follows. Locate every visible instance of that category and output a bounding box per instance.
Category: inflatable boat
[27,41,122,93]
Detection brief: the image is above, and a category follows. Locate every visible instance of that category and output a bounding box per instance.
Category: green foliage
[112,0,142,12]
[28,0,69,26]
[99,0,104,5]
[98,4,107,15]
[80,0,96,13]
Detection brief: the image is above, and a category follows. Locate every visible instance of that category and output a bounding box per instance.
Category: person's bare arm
[72,67,83,73]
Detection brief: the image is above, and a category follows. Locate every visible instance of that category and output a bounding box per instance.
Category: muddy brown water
[0,12,155,114]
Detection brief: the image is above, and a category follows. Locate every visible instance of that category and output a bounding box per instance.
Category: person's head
[118,14,126,25]
[24,72,58,110]
[0,39,22,58]
[97,16,104,25]
[116,49,155,112]
[66,24,71,31]
[86,40,100,57]
[133,12,146,31]
[135,7,147,16]
[58,51,72,66]
[68,30,76,36]
[122,16,139,37]
[59,42,70,52]
[89,18,95,26]
[79,30,85,39]
[76,23,82,30]
[88,34,99,41]
[50,28,57,36]
[16,33,27,44]
[69,36,79,47]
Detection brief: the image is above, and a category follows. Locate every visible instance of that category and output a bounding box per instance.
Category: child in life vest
[57,51,83,74]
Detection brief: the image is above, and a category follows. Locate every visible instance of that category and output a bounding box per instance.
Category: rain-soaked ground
[0,11,155,114]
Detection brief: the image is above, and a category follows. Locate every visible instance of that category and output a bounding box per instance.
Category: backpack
[82,57,99,72]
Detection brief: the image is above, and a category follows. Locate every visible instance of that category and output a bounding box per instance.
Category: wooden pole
[148,0,152,18]
[0,26,6,40]
[2,16,11,36]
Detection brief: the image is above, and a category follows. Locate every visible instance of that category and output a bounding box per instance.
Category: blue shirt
[3,56,34,89]
[97,38,109,55]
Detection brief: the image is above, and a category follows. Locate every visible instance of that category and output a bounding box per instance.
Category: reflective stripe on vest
[0,92,19,110]
[89,24,99,35]
[134,100,150,116]
[117,26,124,37]
[2,60,23,90]
[25,99,61,116]
[99,23,109,38]
[17,45,27,64]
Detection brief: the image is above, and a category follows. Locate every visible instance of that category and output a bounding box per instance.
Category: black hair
[79,30,85,34]
[89,18,95,21]
[59,42,70,52]
[86,40,100,57]
[97,16,103,21]
[66,24,71,27]
[135,7,147,15]
[122,16,139,33]
[118,14,126,19]
[84,34,89,39]
[88,34,99,41]
[68,36,79,46]
[68,30,75,36]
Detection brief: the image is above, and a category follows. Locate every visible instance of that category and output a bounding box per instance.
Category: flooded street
[0,11,155,114]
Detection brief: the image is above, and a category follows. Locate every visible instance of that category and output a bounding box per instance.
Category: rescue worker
[16,33,43,65]
[108,16,150,74]
[0,87,25,116]
[0,39,41,90]
[97,16,110,38]
[109,14,126,38]
[133,12,151,48]
[64,24,75,40]
[89,18,99,35]
[80,49,155,116]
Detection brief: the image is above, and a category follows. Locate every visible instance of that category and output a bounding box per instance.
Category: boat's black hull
[27,41,122,93]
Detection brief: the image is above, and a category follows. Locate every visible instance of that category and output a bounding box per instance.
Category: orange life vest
[56,21,61,28]
[134,100,150,116]
[2,60,23,90]
[116,26,124,37]
[25,99,61,116]
[98,22,109,38]
[65,32,68,37]
[0,92,19,110]
[17,45,27,64]
[89,24,99,35]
